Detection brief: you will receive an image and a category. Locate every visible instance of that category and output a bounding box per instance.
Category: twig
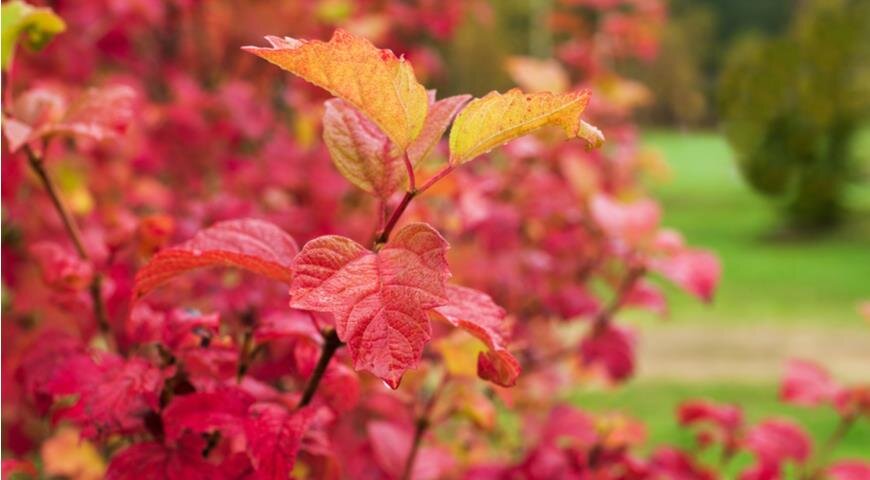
[401,374,449,480]
[297,329,343,408]
[24,144,111,335]
[801,414,856,480]
[375,190,416,247]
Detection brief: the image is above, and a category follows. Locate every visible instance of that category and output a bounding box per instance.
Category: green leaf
[2,0,66,71]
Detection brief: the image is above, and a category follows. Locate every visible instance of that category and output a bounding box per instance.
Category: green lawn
[640,130,870,326]
[572,382,870,473]
[556,130,870,471]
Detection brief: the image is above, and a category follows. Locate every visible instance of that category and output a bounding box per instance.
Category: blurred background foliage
[439,0,870,233]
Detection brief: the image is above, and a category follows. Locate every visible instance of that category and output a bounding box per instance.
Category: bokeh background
[439,0,870,460]
[3,0,869,473]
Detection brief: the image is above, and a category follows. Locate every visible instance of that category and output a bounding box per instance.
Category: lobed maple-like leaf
[290,223,450,388]
[133,218,298,299]
[430,285,520,387]
[448,88,603,164]
[244,403,314,480]
[322,93,470,198]
[243,29,428,151]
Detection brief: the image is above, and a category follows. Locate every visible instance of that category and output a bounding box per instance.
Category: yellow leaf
[41,427,105,480]
[244,29,428,151]
[505,56,570,94]
[448,89,603,165]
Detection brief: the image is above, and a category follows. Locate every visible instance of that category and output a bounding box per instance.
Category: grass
[556,130,870,472]
[639,129,870,326]
[571,382,870,473]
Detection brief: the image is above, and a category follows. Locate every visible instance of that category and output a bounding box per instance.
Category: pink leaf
[290,223,450,388]
[407,93,472,165]
[744,419,812,466]
[367,421,455,480]
[134,218,298,299]
[244,403,314,480]
[430,285,520,386]
[5,85,135,151]
[780,359,841,407]
[651,249,720,303]
[828,461,870,480]
[579,324,636,382]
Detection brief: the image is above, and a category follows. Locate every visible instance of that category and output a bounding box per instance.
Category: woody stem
[24,144,111,336]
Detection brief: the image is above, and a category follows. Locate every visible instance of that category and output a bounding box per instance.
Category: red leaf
[162,388,255,441]
[780,359,841,407]
[53,354,163,440]
[367,421,455,480]
[579,324,636,382]
[134,218,298,299]
[651,249,720,303]
[244,403,314,480]
[744,419,812,466]
[29,241,93,291]
[678,400,744,434]
[290,223,450,388]
[828,461,870,480]
[431,284,520,387]
[647,447,716,480]
[105,436,223,480]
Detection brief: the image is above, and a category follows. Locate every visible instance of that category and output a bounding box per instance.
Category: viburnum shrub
[2,1,868,479]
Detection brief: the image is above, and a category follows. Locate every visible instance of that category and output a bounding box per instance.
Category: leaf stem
[403,150,416,191]
[24,144,111,336]
[297,329,343,408]
[801,414,856,480]
[401,374,449,480]
[375,190,416,247]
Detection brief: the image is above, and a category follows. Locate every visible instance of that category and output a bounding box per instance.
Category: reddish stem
[24,144,111,336]
[296,329,343,408]
[401,374,449,480]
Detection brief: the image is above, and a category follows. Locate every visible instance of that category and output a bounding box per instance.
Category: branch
[24,145,111,335]
[802,414,856,480]
[401,374,449,480]
[297,329,343,408]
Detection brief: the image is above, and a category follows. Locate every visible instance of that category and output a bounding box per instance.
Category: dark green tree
[718,0,870,230]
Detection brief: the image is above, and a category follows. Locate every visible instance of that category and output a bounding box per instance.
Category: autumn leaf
[430,285,520,387]
[3,85,135,152]
[290,223,450,388]
[161,388,255,442]
[245,404,314,480]
[1,0,66,71]
[133,218,298,299]
[244,29,428,151]
[322,98,404,198]
[448,88,603,164]
[323,93,470,198]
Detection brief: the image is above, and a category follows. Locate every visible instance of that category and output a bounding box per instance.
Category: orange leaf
[448,88,604,164]
[244,29,428,151]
